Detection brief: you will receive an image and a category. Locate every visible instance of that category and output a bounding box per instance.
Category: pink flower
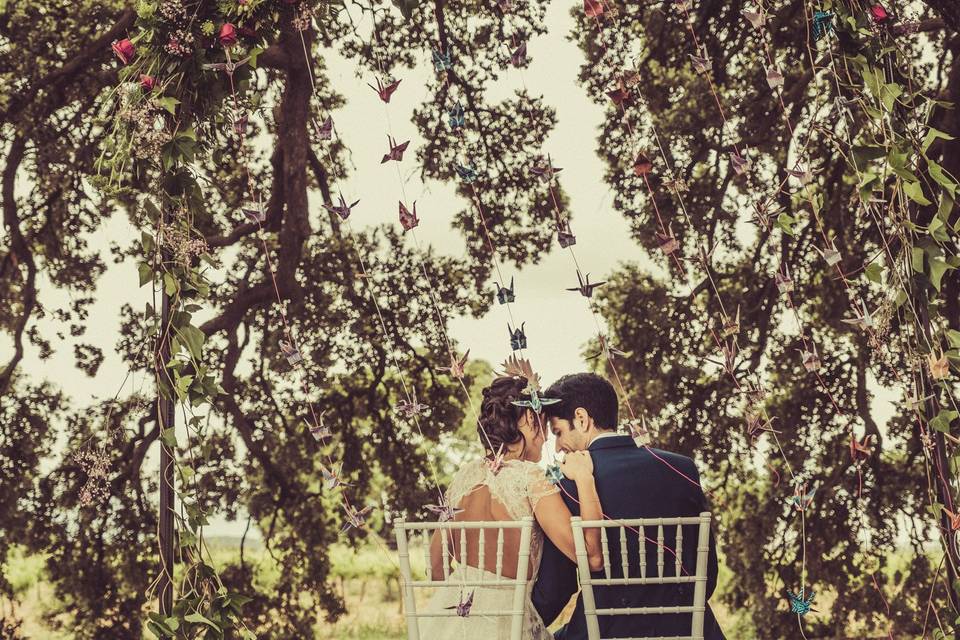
[112,39,135,65]
[219,23,238,47]
[139,74,156,90]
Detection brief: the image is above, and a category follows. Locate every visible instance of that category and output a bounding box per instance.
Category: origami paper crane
[510,41,528,67]
[816,240,842,267]
[368,77,401,103]
[729,149,751,175]
[785,589,816,615]
[425,497,464,522]
[486,444,506,474]
[341,504,374,533]
[448,101,465,129]
[656,224,680,256]
[280,340,301,365]
[323,464,352,490]
[438,349,470,379]
[662,177,689,193]
[904,391,933,412]
[787,166,814,184]
[512,388,560,414]
[799,343,821,373]
[241,199,267,224]
[766,68,784,90]
[531,155,562,183]
[567,270,606,298]
[395,392,430,419]
[746,412,780,441]
[446,590,475,617]
[310,411,332,441]
[399,200,419,232]
[942,507,960,531]
[433,47,453,72]
[721,306,740,338]
[633,151,654,177]
[587,333,629,361]
[556,220,576,248]
[776,265,794,295]
[812,11,834,41]
[313,116,334,141]
[623,416,649,447]
[606,78,633,107]
[689,46,712,75]
[508,322,527,351]
[202,56,252,77]
[545,464,564,485]
[929,351,950,380]
[381,135,410,163]
[455,163,478,184]
[788,483,816,512]
[849,434,875,467]
[750,201,775,231]
[495,277,515,305]
[323,192,360,221]
[584,0,605,18]
[741,7,765,29]
[841,300,875,331]
[233,113,248,135]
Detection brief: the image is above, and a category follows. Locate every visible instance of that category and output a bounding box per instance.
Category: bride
[417,374,604,638]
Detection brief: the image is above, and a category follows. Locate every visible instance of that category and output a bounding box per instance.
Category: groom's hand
[559,450,594,482]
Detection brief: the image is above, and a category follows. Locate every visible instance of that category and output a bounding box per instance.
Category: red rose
[112,39,135,65]
[219,23,238,47]
[870,4,888,22]
[139,74,156,90]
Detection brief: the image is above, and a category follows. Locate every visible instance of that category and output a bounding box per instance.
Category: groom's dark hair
[542,373,619,430]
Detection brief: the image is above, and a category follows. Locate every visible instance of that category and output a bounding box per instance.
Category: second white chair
[571,512,713,640]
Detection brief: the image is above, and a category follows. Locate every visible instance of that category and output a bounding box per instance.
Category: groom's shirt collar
[588,431,625,449]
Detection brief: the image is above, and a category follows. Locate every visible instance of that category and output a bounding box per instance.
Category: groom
[532,373,725,640]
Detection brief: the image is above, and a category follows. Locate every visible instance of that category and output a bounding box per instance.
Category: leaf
[178,325,205,361]
[946,330,960,349]
[922,127,955,156]
[161,427,177,447]
[185,612,221,631]
[155,96,180,115]
[930,257,953,292]
[776,211,799,236]
[163,272,178,296]
[864,262,884,284]
[903,180,932,206]
[928,160,958,198]
[880,82,902,112]
[912,246,925,273]
[930,409,959,434]
[138,262,154,287]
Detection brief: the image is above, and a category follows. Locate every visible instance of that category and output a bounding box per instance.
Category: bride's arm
[533,452,604,571]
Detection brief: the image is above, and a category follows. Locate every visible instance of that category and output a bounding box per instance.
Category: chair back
[394,516,535,640]
[571,512,712,640]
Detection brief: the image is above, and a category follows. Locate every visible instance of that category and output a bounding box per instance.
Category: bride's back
[442,459,554,579]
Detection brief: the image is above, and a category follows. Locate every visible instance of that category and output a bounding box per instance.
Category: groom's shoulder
[636,446,699,474]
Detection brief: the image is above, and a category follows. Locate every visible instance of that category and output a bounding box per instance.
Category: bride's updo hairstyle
[478,376,531,459]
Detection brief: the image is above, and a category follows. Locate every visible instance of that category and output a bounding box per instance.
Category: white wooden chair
[394,516,535,640]
[571,512,713,640]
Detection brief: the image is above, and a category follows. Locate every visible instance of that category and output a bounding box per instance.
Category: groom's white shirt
[588,431,621,446]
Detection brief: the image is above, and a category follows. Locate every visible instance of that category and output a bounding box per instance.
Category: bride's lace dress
[416,459,559,639]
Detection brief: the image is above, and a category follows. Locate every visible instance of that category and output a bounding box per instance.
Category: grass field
[3,539,745,639]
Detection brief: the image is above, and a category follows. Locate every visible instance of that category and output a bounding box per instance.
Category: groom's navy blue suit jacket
[532,435,725,640]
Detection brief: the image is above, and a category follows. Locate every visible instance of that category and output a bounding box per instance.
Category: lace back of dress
[442,460,539,580]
